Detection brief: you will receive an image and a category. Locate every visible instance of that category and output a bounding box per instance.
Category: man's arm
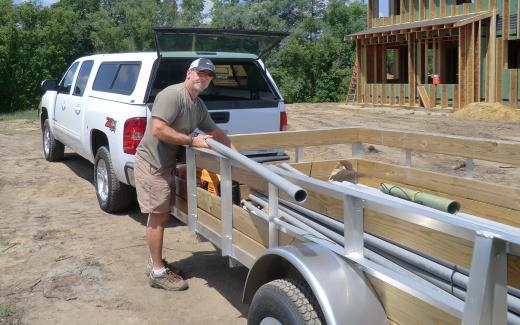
[152,117,210,148]
[207,127,237,151]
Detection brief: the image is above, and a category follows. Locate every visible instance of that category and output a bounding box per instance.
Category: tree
[178,0,205,27]
[267,0,366,103]
[0,0,368,112]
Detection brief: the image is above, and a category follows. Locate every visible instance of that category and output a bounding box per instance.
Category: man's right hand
[191,134,212,148]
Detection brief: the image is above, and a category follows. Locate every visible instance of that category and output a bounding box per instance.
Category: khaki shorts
[134,154,176,214]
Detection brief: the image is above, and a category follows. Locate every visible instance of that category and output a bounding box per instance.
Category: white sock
[152,266,168,277]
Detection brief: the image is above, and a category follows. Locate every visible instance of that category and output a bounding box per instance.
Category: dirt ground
[1,103,519,324]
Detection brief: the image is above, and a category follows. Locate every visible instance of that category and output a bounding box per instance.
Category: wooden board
[510,68,518,107]
[441,84,448,107]
[368,276,460,325]
[356,128,520,166]
[229,127,358,151]
[417,85,434,108]
[229,127,520,166]
[355,159,520,212]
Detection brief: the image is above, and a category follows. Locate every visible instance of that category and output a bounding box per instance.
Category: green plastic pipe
[379,183,461,214]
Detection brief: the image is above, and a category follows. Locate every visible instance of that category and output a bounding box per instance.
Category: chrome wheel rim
[43,126,50,156]
[96,159,109,202]
[259,317,283,325]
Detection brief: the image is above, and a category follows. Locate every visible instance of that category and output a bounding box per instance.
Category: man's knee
[148,212,170,226]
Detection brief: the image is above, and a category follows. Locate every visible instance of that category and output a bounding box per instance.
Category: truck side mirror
[41,79,58,92]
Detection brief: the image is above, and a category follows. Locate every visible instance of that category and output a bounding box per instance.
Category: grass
[0,303,15,318]
[0,109,39,121]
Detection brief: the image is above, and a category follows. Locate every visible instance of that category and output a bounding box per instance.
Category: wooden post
[409,33,416,106]
[356,40,362,102]
[458,26,466,108]
[497,38,503,102]
[504,0,510,41]
[368,0,373,28]
[382,44,387,104]
[476,22,481,102]
[441,0,447,17]
[468,23,475,104]
[489,10,497,102]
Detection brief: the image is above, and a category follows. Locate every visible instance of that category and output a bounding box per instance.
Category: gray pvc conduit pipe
[248,191,520,317]
[242,199,448,299]
[279,163,306,176]
[375,247,520,324]
[205,138,307,202]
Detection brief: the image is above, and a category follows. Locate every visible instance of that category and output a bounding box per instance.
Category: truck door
[67,60,94,154]
[54,61,80,148]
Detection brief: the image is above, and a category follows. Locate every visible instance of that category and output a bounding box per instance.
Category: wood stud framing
[352,0,519,110]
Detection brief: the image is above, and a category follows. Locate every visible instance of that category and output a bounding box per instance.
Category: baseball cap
[189,58,216,78]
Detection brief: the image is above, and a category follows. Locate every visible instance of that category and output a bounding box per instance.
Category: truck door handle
[74,106,81,114]
[210,112,230,123]
[61,104,66,111]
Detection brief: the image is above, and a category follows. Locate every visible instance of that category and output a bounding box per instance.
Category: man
[134,58,234,291]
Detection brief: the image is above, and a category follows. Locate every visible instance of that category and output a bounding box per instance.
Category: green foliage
[264,0,366,103]
[0,109,38,121]
[0,303,15,318]
[0,0,367,112]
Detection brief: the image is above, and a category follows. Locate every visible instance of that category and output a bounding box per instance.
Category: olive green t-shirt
[136,83,217,169]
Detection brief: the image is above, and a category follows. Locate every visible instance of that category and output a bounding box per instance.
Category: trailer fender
[243,243,387,325]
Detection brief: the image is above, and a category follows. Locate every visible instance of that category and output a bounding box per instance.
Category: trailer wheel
[94,146,133,212]
[248,278,323,325]
[42,119,64,161]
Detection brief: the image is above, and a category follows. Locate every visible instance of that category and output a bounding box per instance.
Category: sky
[14,0,60,5]
[13,0,215,15]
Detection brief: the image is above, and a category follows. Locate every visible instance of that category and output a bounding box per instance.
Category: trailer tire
[248,278,323,325]
[42,119,64,161]
[94,146,133,212]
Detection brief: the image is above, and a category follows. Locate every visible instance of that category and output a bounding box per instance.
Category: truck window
[73,60,94,96]
[149,60,278,108]
[58,61,80,94]
[92,62,141,95]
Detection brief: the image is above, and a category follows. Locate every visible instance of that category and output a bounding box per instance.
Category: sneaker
[145,258,185,277]
[149,269,189,291]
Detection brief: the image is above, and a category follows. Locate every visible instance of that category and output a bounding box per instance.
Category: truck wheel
[42,119,64,161]
[248,278,323,325]
[94,146,133,212]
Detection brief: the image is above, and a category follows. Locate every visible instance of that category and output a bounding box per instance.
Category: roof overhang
[345,11,492,41]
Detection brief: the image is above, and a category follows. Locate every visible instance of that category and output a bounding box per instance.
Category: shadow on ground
[171,251,250,318]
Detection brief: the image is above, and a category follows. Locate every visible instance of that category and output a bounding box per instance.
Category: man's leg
[146,212,169,270]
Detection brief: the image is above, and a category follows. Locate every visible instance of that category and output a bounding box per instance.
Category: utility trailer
[173,126,520,325]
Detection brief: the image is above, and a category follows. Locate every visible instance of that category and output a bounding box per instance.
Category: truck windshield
[148,59,279,109]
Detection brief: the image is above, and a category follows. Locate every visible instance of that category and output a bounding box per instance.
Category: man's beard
[191,82,206,94]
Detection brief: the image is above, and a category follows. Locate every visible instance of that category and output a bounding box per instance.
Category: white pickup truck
[38,28,289,212]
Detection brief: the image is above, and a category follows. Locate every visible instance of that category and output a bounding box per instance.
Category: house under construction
[346,0,520,109]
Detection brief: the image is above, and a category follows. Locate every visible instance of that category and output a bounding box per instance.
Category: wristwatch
[188,134,193,147]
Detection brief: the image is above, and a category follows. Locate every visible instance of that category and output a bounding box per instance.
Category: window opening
[440,41,458,84]
[58,62,80,94]
[377,0,400,18]
[508,40,520,69]
[92,62,141,95]
[73,60,94,96]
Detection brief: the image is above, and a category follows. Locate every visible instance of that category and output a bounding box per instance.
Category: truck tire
[248,278,323,325]
[94,146,133,212]
[42,119,64,161]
